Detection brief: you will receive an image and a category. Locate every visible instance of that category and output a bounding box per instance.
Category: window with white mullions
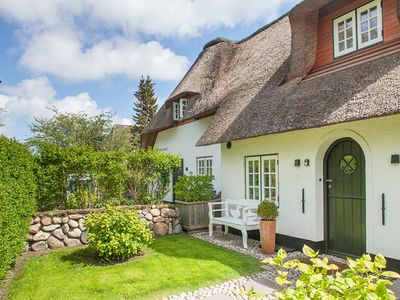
[197,157,213,176]
[357,0,383,49]
[261,156,279,202]
[246,157,260,200]
[333,0,383,58]
[173,98,189,121]
[333,11,356,57]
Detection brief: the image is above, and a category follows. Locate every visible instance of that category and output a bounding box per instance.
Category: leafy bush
[66,190,99,209]
[85,206,154,261]
[264,245,400,300]
[35,143,129,211]
[257,200,279,221]
[126,148,181,204]
[174,174,215,202]
[0,137,37,283]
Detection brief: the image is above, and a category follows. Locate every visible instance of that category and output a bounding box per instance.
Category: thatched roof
[143,0,400,146]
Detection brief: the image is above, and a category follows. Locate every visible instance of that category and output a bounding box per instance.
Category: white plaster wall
[221,115,400,260]
[155,117,221,202]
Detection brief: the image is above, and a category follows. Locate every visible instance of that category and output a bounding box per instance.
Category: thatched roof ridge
[144,0,400,146]
[197,52,400,145]
[143,15,292,135]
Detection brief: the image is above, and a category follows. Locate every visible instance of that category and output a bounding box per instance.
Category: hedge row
[0,137,37,283]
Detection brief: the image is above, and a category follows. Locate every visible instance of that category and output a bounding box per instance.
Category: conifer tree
[132,76,158,146]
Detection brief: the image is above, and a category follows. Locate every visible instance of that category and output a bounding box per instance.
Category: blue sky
[0,0,298,140]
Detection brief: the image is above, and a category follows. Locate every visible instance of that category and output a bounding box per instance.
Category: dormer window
[173,98,188,121]
[333,0,383,58]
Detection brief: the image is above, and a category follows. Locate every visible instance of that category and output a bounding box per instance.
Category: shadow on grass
[59,235,260,279]
[59,247,146,267]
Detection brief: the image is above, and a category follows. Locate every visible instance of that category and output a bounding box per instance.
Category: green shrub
[257,200,279,221]
[35,143,129,211]
[66,190,99,209]
[174,174,215,202]
[126,148,181,204]
[0,137,37,283]
[264,245,400,300]
[85,206,154,261]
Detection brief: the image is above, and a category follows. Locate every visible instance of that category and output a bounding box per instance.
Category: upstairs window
[173,98,189,121]
[357,1,383,49]
[333,0,383,58]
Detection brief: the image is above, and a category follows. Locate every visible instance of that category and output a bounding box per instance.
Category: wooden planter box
[175,199,220,231]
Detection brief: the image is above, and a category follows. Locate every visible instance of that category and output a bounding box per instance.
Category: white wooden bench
[208,199,260,248]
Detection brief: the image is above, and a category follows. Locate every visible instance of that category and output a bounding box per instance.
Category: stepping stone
[243,278,277,296]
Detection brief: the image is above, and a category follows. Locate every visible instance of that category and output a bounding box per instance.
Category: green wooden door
[326,139,366,257]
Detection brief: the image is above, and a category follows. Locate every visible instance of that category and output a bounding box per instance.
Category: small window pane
[249,189,254,199]
[270,160,276,172]
[264,161,269,173]
[370,17,377,28]
[339,31,345,41]
[249,162,253,173]
[370,7,377,17]
[254,161,259,172]
[370,28,378,40]
[338,21,344,31]
[249,175,253,186]
[346,28,353,38]
[346,39,353,48]
[361,11,368,21]
[265,174,270,187]
[339,42,345,51]
[271,174,276,187]
[265,189,270,199]
[346,18,353,28]
[361,21,368,32]
[255,188,259,199]
[255,174,259,186]
[361,32,369,43]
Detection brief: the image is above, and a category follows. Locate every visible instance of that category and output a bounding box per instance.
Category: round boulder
[67,228,82,238]
[31,241,48,252]
[47,236,64,249]
[68,220,79,228]
[41,217,52,226]
[153,223,169,236]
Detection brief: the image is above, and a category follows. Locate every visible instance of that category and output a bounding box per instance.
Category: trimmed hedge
[0,137,37,284]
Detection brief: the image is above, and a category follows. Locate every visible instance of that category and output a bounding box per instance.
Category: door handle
[326,179,335,183]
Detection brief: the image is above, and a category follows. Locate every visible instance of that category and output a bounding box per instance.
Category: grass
[7,235,260,300]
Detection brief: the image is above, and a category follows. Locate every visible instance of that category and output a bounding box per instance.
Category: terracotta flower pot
[260,220,276,254]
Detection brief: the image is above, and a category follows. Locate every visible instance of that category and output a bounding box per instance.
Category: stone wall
[27,205,181,252]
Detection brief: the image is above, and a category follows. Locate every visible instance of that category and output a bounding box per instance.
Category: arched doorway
[325,138,366,257]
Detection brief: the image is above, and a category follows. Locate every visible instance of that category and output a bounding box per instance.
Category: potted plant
[174,174,217,231]
[257,200,279,254]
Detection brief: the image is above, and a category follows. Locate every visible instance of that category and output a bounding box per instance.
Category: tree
[27,109,130,151]
[132,76,158,146]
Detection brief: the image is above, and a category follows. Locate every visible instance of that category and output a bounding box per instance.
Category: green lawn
[7,235,260,300]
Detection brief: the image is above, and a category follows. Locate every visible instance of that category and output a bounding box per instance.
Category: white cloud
[0,77,103,119]
[20,28,189,82]
[120,118,133,126]
[0,0,297,82]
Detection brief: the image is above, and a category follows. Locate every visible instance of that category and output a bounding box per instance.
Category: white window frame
[333,0,383,58]
[173,98,189,121]
[197,156,213,176]
[333,11,357,58]
[173,102,180,121]
[245,155,279,203]
[261,155,279,203]
[357,0,383,49]
[245,157,261,201]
